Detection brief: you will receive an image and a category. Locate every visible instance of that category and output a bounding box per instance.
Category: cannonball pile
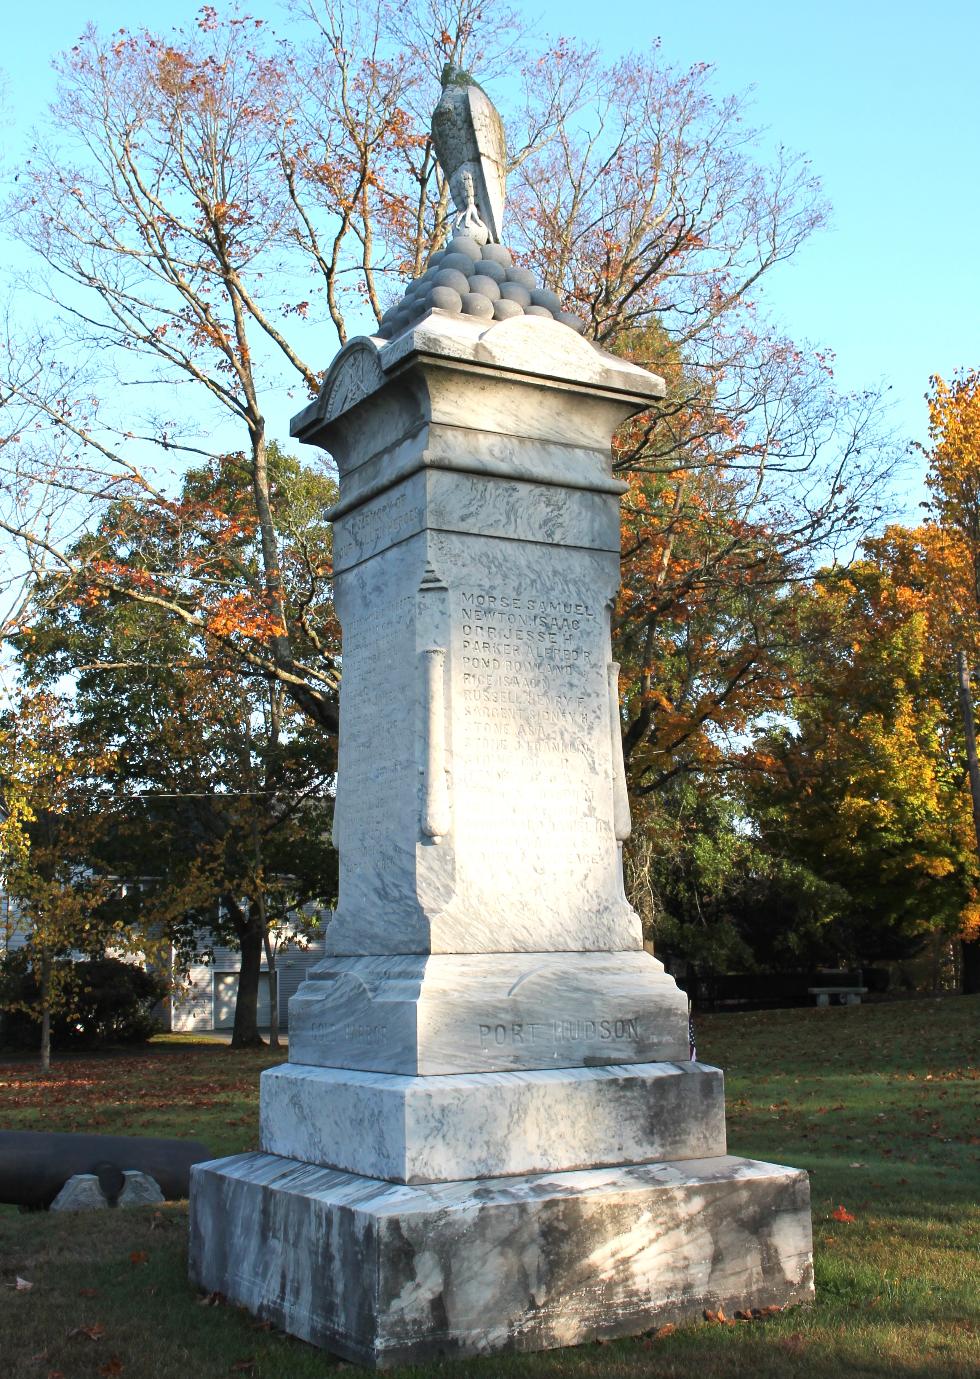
[377,236,587,339]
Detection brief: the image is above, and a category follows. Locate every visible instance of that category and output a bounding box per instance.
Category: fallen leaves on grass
[832,1204,856,1222]
[129,1251,149,1267]
[230,1359,256,1373]
[0,1053,253,1112]
[69,1322,107,1341]
[640,1322,678,1346]
[700,1302,784,1327]
[99,1358,125,1377]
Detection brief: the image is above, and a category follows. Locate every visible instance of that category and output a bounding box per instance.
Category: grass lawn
[1,998,977,1378]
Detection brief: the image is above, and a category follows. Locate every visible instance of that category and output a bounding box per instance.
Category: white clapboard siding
[274,940,328,1015]
[170,963,215,1032]
[169,929,328,1032]
[0,894,28,954]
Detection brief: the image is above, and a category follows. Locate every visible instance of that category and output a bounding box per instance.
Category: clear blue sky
[2,0,978,519]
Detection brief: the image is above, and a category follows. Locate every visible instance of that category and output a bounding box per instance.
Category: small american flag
[688,1002,697,1062]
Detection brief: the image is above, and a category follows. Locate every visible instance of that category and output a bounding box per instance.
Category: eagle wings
[430,66,507,244]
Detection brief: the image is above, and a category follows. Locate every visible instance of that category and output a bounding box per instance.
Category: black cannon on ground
[0,1130,213,1209]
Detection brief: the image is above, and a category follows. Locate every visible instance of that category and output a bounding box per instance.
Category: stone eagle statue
[430,64,507,244]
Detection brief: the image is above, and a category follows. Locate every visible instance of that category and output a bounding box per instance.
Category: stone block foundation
[189,1151,813,1369]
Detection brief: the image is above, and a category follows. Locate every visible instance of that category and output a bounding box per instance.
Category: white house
[1,890,329,1034]
[167,930,328,1032]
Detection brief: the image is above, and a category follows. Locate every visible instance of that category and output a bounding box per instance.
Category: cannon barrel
[0,1131,213,1208]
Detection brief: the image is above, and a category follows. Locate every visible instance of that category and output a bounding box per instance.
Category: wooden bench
[808,986,868,1007]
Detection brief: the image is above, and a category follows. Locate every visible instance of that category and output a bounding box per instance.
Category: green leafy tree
[625,781,846,983]
[0,690,137,1068]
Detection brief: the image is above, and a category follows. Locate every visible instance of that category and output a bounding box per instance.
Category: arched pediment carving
[319,338,386,424]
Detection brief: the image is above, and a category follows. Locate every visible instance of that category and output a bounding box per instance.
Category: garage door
[213,973,272,1030]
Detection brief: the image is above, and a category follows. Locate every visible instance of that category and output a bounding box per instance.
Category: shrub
[0,952,166,1049]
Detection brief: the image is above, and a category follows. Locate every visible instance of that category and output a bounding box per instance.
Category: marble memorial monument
[188,67,813,1366]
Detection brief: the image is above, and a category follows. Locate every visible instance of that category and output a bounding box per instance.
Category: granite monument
[188,67,814,1366]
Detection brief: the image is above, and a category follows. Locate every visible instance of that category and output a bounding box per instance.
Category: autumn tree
[13,447,339,1046]
[907,370,980,989]
[0,5,892,759]
[748,548,980,981]
[0,1,524,723]
[735,368,980,994]
[4,15,343,729]
[0,4,907,1002]
[624,780,847,982]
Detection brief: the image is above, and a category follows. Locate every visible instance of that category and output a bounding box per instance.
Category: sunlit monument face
[188,66,814,1367]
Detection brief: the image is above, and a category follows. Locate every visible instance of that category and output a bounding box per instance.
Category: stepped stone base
[188,1151,813,1369]
[260,1060,726,1183]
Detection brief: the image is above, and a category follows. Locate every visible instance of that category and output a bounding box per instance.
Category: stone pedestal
[188,310,813,1366]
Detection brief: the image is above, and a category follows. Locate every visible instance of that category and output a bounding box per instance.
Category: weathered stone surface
[295,319,658,960]
[260,1061,726,1183]
[290,314,663,470]
[430,285,463,314]
[189,300,813,1366]
[49,1174,107,1211]
[448,235,483,262]
[189,1152,814,1369]
[288,951,689,1074]
[331,467,621,576]
[119,1170,166,1207]
[50,1170,164,1212]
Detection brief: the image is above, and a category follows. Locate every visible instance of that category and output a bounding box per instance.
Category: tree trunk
[262,916,280,1051]
[245,431,340,737]
[226,896,266,1050]
[250,428,296,688]
[956,652,980,995]
[963,938,980,996]
[39,948,52,1073]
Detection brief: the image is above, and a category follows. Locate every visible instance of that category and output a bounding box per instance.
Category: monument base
[189,1151,813,1369]
[259,1059,727,1182]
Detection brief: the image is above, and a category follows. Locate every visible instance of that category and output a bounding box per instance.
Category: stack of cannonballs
[377,234,588,340]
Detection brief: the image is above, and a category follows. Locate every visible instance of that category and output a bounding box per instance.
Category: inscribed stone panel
[428,530,638,951]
